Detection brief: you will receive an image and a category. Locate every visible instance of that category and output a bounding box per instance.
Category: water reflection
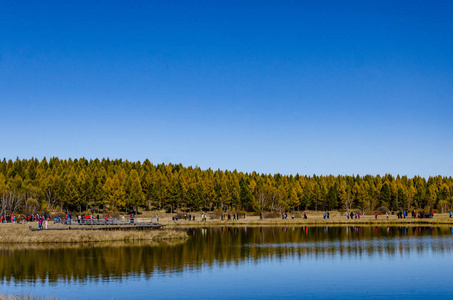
[1,226,452,284]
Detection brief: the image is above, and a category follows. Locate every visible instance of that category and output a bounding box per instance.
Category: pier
[29,222,165,231]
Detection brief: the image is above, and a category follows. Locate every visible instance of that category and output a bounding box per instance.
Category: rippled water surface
[1,226,453,299]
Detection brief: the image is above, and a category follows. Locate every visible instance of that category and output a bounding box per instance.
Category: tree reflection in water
[1,226,452,284]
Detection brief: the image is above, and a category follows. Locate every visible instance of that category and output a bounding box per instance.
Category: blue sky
[1,1,452,177]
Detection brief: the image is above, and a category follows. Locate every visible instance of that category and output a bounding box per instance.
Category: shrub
[262,211,280,219]
[209,211,222,220]
[376,206,389,214]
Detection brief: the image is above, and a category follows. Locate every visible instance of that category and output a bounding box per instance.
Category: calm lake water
[1,226,453,299]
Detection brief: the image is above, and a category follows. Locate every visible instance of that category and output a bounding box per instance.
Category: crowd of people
[1,209,452,228]
[173,213,202,221]
[346,210,437,220]
[411,211,434,218]
[0,213,119,229]
[0,214,51,229]
[223,213,246,221]
[1,214,50,224]
[346,212,361,219]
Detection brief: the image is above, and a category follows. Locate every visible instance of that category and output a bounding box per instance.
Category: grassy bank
[0,223,187,244]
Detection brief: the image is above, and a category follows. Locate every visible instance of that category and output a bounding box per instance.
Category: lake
[1,226,453,299]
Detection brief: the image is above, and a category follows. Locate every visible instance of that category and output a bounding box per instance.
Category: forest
[0,158,452,216]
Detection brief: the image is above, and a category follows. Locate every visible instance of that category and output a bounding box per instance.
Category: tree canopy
[0,158,452,215]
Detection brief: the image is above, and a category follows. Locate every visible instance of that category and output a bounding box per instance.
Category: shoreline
[2,213,451,245]
[138,211,453,228]
[0,223,187,244]
[0,239,187,251]
[160,218,453,228]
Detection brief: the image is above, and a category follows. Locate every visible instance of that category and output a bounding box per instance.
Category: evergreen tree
[127,170,145,214]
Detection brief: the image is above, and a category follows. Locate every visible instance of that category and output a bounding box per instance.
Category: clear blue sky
[1,1,452,177]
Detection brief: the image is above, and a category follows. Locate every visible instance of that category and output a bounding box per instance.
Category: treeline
[0,158,452,215]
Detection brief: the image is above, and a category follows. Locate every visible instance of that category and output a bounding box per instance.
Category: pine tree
[127,170,145,214]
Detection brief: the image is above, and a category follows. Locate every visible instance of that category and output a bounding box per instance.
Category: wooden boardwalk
[29,223,165,231]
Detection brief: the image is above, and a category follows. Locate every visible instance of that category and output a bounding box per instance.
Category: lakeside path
[138,211,453,228]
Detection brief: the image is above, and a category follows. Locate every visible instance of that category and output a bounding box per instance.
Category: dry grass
[0,239,187,251]
[0,223,187,244]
